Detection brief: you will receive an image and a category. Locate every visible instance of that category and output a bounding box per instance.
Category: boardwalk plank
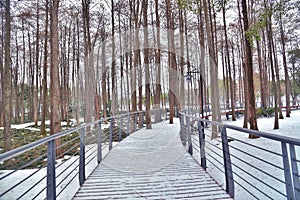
[73,119,232,199]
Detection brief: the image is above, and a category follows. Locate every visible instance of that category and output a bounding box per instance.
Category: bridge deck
[73,119,232,199]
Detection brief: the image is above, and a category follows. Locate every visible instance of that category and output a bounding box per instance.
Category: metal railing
[0,110,165,200]
[179,111,300,200]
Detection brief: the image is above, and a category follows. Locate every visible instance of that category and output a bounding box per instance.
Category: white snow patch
[0,142,117,200]
[194,109,300,199]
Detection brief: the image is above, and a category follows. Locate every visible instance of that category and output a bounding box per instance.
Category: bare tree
[221,1,236,121]
[41,0,49,135]
[166,0,177,124]
[101,26,107,119]
[111,0,116,115]
[3,0,12,151]
[279,10,291,117]
[0,4,3,127]
[154,0,161,110]
[241,0,259,135]
[82,0,96,123]
[203,0,221,137]
[34,0,40,126]
[142,0,151,129]
[50,0,61,135]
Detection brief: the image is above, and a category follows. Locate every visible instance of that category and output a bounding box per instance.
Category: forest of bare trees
[0,0,299,151]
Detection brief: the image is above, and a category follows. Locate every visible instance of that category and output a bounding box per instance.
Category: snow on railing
[179,110,300,200]
[0,110,165,200]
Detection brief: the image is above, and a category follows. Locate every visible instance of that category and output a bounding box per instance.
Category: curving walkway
[73,119,232,199]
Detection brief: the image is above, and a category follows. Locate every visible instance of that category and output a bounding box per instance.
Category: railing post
[282,142,295,199]
[198,120,206,170]
[79,128,86,186]
[119,116,123,142]
[141,111,145,127]
[187,116,193,155]
[134,113,137,132]
[221,126,234,197]
[109,118,114,150]
[165,108,168,120]
[97,122,102,163]
[290,144,300,199]
[180,114,186,146]
[46,140,56,200]
[160,108,162,121]
[127,114,130,136]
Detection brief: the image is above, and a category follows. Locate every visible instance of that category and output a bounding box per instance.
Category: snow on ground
[225,109,300,139]
[1,111,299,199]
[0,142,118,200]
[0,118,86,131]
[193,109,300,199]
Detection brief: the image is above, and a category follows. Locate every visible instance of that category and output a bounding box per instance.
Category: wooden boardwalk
[73,119,232,199]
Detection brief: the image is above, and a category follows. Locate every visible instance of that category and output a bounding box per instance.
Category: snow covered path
[73,119,232,199]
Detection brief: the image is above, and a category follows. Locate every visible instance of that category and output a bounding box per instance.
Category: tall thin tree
[41,0,49,135]
[143,0,151,129]
[3,0,12,151]
[241,0,259,135]
[50,0,61,136]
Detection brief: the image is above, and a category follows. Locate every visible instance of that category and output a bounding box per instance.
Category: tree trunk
[261,30,270,107]
[111,0,117,115]
[241,0,259,135]
[14,32,20,123]
[222,3,236,121]
[166,0,177,124]
[184,10,191,110]
[231,42,237,117]
[203,0,220,137]
[82,0,96,123]
[154,0,161,110]
[197,2,207,110]
[143,0,151,129]
[179,9,184,109]
[264,2,279,129]
[117,4,124,113]
[101,28,107,119]
[41,0,49,135]
[0,9,3,128]
[279,13,291,117]
[28,30,34,121]
[131,0,140,113]
[34,0,40,126]
[20,20,26,124]
[256,39,267,109]
[76,18,81,124]
[272,39,284,119]
[3,0,12,152]
[50,0,61,137]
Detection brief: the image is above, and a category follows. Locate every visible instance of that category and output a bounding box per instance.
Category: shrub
[256,107,275,118]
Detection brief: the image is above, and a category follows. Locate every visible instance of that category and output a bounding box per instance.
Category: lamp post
[199,65,204,119]
[186,72,191,114]
[185,66,205,140]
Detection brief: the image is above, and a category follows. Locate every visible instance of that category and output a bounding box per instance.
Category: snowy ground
[1,111,299,199]
[193,109,300,199]
[0,115,139,199]
[0,118,85,132]
[0,142,117,200]
[225,109,300,139]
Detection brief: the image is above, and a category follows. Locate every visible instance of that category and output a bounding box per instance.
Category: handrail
[180,111,300,146]
[179,110,300,200]
[0,109,166,200]
[0,111,145,163]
